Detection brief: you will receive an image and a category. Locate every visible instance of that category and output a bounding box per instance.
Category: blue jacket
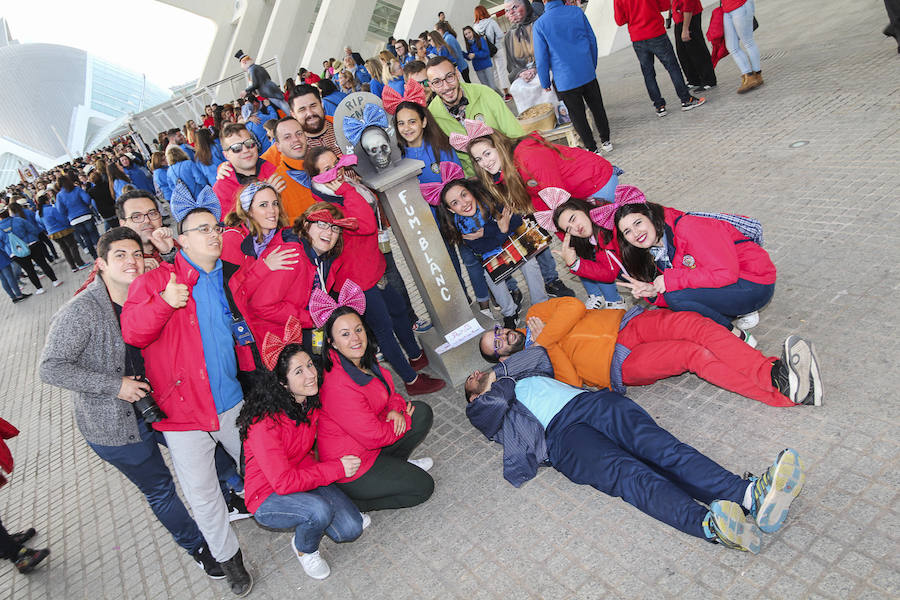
[453,207,523,258]
[466,346,554,487]
[244,119,272,153]
[20,208,43,231]
[153,167,173,201]
[180,143,196,161]
[466,36,493,71]
[113,179,128,198]
[321,90,348,116]
[369,78,385,98]
[533,0,599,91]
[0,216,41,253]
[195,158,219,187]
[123,164,155,193]
[37,204,70,235]
[167,160,208,200]
[443,32,469,70]
[385,76,405,96]
[55,187,94,223]
[354,65,372,85]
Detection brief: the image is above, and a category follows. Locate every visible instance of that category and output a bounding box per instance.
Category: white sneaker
[34,288,45,295]
[52,280,64,288]
[361,513,371,530]
[584,294,605,310]
[408,457,433,472]
[292,537,330,580]
[601,140,613,152]
[734,311,760,329]
[733,327,758,348]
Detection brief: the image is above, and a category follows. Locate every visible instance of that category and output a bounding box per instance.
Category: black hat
[235,49,247,60]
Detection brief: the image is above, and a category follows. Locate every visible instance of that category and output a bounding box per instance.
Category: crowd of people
[0,0,816,594]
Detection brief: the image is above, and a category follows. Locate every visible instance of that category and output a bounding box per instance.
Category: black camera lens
[132,376,166,423]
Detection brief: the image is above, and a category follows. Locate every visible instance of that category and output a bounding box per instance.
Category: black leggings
[0,517,22,561]
[337,401,434,511]
[54,233,84,270]
[14,243,56,289]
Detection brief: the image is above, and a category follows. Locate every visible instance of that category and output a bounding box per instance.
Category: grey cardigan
[39,278,140,446]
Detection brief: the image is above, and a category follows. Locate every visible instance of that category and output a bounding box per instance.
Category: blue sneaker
[749,448,805,533]
[703,500,761,553]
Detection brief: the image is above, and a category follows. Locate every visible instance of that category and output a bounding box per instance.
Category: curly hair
[236,344,322,441]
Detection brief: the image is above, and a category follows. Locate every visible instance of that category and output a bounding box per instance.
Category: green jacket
[427,82,524,177]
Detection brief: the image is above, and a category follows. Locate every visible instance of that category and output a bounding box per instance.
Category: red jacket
[706,6,730,67]
[121,253,255,432]
[614,0,670,42]
[317,351,411,482]
[330,182,385,290]
[571,233,623,283]
[671,0,703,24]
[0,417,18,480]
[511,134,615,232]
[653,209,776,307]
[212,159,278,217]
[243,411,346,513]
[721,0,748,12]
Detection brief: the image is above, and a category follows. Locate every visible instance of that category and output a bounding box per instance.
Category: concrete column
[217,0,274,82]
[393,0,480,46]
[258,0,316,77]
[584,0,633,58]
[301,0,378,70]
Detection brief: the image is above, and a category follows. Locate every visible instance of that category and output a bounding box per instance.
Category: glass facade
[89,56,171,117]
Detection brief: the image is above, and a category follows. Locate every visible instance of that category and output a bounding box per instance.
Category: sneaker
[748,448,805,533]
[15,547,50,574]
[702,500,761,553]
[545,279,575,298]
[691,84,713,92]
[361,513,371,530]
[11,528,36,545]
[780,335,812,404]
[220,549,253,596]
[409,351,429,371]
[405,373,446,396]
[511,288,523,310]
[408,457,434,472]
[227,491,253,522]
[292,537,330,580]
[192,542,225,579]
[503,314,518,329]
[681,96,707,111]
[805,342,823,406]
[656,105,668,117]
[52,280,64,288]
[600,140,614,152]
[34,288,46,295]
[77,263,91,270]
[585,294,605,310]
[412,318,432,332]
[733,327,757,348]
[733,311,760,330]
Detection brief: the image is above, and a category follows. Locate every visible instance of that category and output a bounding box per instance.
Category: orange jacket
[523,297,623,389]
[274,154,319,223]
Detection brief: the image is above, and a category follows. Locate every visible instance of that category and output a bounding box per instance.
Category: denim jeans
[632,33,691,107]
[0,265,22,300]
[535,248,561,285]
[663,278,775,329]
[484,257,548,317]
[253,484,363,554]
[72,219,100,259]
[362,285,420,383]
[723,0,760,74]
[580,277,622,303]
[383,251,418,323]
[458,243,491,302]
[591,168,620,203]
[475,68,500,93]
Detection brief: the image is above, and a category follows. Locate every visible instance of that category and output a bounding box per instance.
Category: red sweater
[330,182,385,290]
[121,254,255,431]
[614,0,670,42]
[672,0,703,24]
[243,411,346,513]
[571,233,623,283]
[212,159,278,217]
[721,0,748,12]
[317,351,411,482]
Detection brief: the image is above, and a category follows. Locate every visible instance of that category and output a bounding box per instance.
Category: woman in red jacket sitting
[604,186,776,346]
[238,331,367,581]
[314,283,435,512]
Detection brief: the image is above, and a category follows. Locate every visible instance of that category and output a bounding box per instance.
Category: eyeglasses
[313,220,342,232]
[125,209,160,224]
[492,324,503,357]
[429,71,457,88]
[224,139,258,153]
[181,223,224,236]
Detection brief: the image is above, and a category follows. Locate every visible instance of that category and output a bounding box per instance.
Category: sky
[3,0,217,89]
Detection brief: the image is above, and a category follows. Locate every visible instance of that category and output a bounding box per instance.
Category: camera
[133,376,167,423]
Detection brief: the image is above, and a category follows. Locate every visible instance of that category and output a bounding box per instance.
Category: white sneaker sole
[808,342,823,406]
[228,509,253,522]
[783,336,812,403]
[711,500,761,553]
[755,449,805,533]
[734,311,760,329]
[292,537,330,580]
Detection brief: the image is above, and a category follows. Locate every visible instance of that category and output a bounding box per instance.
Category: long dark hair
[462,26,483,49]
[322,306,380,373]
[615,201,667,283]
[236,344,322,441]
[393,101,455,159]
[552,198,612,260]
[194,128,214,166]
[437,177,505,246]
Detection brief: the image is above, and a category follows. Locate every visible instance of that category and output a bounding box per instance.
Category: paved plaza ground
[1,0,899,598]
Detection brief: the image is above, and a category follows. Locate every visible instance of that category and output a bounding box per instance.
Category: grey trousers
[484,257,548,317]
[163,401,244,562]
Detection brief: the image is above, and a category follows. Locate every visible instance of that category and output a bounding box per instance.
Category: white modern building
[0,18,171,188]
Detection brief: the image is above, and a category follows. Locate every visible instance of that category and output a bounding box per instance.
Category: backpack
[1,225,30,258]
[674,212,764,247]
[486,37,498,57]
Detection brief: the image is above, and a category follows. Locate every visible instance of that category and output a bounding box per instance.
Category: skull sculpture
[360,127,392,171]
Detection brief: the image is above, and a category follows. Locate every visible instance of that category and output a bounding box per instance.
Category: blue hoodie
[37,204,70,235]
[466,36,493,71]
[321,90,348,116]
[443,32,469,71]
[0,216,42,252]
[55,187,94,223]
[167,159,208,200]
[123,164,155,193]
[533,0,599,92]
[154,166,173,201]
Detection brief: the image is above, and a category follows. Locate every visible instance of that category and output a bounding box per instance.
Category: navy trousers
[545,391,747,538]
[663,278,775,329]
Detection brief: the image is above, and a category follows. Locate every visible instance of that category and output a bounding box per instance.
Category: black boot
[220,549,253,597]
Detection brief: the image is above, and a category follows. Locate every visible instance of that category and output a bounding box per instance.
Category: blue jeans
[723,0,760,74]
[253,484,363,554]
[458,243,491,302]
[591,167,621,203]
[0,265,22,300]
[546,390,746,539]
[664,278,775,329]
[632,33,691,107]
[89,416,204,553]
[383,251,419,323]
[536,248,561,285]
[72,219,100,259]
[580,277,622,303]
[363,285,421,383]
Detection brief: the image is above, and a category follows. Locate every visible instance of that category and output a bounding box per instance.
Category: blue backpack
[1,226,30,258]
